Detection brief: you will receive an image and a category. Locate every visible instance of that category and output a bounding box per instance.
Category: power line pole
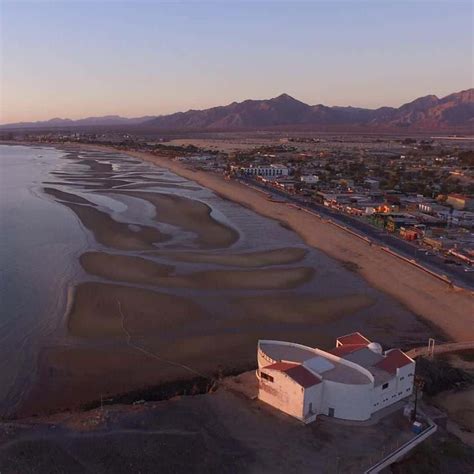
[428,338,435,358]
[412,375,425,422]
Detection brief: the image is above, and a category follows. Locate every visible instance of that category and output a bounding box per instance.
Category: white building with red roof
[257,333,415,424]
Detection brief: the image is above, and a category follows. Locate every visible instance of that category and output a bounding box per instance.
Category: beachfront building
[230,164,289,179]
[257,333,415,424]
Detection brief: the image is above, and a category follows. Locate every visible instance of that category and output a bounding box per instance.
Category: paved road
[239,177,474,289]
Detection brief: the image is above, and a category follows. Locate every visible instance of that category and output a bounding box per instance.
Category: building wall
[319,380,373,421]
[302,383,323,423]
[371,363,415,414]
[258,370,305,421]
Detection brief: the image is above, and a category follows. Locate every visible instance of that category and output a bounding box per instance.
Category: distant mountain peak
[273,93,295,100]
[1,89,472,131]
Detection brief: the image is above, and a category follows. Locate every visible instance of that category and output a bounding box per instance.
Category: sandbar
[113,190,239,249]
[64,202,168,250]
[155,247,307,267]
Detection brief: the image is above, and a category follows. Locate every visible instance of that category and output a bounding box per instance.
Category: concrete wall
[303,383,323,423]
[319,380,373,421]
[258,369,305,421]
[371,362,415,415]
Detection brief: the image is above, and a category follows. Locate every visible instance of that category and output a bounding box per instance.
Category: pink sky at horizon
[1,1,472,124]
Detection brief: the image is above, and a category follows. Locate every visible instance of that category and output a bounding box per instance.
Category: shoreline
[1,140,471,420]
[77,143,472,343]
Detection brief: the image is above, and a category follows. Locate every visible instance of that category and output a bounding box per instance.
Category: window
[261,372,274,383]
[382,382,389,390]
[400,376,405,381]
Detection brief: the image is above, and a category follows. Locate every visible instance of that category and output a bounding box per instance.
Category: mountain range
[2,89,473,131]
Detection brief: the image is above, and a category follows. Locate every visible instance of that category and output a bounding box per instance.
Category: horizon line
[1,87,472,126]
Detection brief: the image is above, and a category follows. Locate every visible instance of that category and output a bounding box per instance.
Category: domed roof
[368,342,383,354]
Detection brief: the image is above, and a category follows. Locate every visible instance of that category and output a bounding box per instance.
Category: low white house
[257,333,415,424]
[300,175,319,184]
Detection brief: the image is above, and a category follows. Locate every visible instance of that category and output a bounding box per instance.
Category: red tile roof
[336,332,371,346]
[329,344,368,357]
[264,362,321,388]
[374,349,413,374]
[285,365,321,388]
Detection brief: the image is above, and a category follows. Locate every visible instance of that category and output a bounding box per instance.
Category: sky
[0,0,472,123]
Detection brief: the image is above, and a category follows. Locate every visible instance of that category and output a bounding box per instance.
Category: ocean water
[0,145,89,414]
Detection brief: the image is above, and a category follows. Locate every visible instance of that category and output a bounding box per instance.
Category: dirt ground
[0,385,445,474]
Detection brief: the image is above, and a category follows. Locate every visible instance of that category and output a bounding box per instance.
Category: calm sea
[0,145,88,414]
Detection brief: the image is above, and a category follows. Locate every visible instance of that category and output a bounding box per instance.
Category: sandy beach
[91,146,473,343]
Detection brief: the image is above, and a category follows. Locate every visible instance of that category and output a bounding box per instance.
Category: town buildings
[230,164,289,179]
[257,333,415,424]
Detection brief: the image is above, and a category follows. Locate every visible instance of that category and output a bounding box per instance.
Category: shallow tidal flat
[79,252,314,290]
[68,282,206,338]
[14,147,435,416]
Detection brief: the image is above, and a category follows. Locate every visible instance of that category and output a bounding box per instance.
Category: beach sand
[92,146,473,343]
